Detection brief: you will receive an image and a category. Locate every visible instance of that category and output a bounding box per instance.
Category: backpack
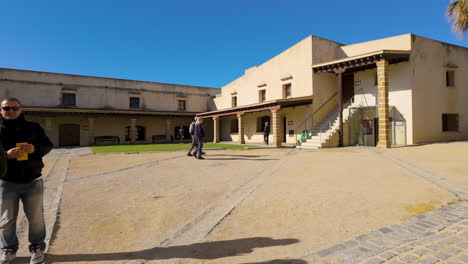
[189,122,195,135]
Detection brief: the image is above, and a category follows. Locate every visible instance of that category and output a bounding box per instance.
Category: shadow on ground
[23,237,299,263]
[203,154,278,161]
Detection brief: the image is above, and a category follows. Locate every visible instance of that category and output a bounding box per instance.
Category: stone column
[87,118,95,146]
[377,60,390,148]
[165,119,172,142]
[271,108,282,148]
[213,116,220,143]
[237,113,245,144]
[130,118,137,144]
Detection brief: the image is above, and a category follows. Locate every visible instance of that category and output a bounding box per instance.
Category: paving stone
[379,227,393,234]
[387,260,404,264]
[342,239,359,249]
[362,257,385,264]
[453,254,468,262]
[379,251,397,260]
[440,237,462,245]
[449,226,464,231]
[434,251,452,260]
[393,246,412,254]
[456,241,468,249]
[418,257,439,264]
[399,254,418,262]
[356,234,369,241]
[412,248,430,256]
[317,244,346,257]
[426,243,445,251]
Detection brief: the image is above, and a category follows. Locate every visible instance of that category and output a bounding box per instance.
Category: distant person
[0,97,53,264]
[187,116,198,156]
[263,121,270,145]
[192,117,205,160]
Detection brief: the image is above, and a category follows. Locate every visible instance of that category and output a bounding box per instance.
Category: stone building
[0,68,220,146]
[197,34,468,148]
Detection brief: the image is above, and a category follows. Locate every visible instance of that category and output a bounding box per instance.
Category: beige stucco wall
[353,62,414,144]
[340,34,412,57]
[0,68,220,113]
[215,36,314,109]
[411,36,468,143]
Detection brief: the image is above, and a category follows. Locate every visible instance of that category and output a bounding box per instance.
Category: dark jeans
[188,136,196,154]
[264,134,269,144]
[193,138,204,158]
[0,179,46,251]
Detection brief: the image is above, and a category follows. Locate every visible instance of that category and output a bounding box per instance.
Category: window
[283,84,291,98]
[130,97,140,109]
[256,116,270,132]
[232,96,237,108]
[446,71,455,87]
[230,119,239,133]
[442,114,458,132]
[125,126,146,141]
[178,100,186,111]
[259,90,266,103]
[62,93,76,106]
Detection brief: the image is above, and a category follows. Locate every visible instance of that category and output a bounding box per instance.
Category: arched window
[125,126,146,141]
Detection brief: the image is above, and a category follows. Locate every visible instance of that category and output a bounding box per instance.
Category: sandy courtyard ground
[12,142,468,264]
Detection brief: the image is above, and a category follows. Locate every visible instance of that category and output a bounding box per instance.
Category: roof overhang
[23,107,197,117]
[312,50,411,74]
[197,95,312,118]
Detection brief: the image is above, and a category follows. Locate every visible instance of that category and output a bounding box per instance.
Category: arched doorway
[59,124,80,146]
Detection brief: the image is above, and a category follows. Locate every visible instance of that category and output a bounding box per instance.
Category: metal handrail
[295,92,338,145]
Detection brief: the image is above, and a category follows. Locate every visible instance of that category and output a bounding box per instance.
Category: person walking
[0,97,53,264]
[187,117,198,156]
[263,121,270,145]
[192,117,205,160]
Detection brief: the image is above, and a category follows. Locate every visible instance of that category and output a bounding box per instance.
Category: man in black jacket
[0,98,53,264]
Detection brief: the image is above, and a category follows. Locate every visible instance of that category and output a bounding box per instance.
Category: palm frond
[446,0,468,37]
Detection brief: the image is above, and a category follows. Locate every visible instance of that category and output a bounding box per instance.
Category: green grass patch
[91,143,259,153]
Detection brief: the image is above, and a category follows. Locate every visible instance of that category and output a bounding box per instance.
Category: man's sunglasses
[1,107,21,111]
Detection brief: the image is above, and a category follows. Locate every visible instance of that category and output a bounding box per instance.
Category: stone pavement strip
[302,201,468,264]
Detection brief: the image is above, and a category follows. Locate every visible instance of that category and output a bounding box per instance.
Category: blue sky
[1,0,466,88]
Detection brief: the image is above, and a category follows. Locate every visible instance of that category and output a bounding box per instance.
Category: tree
[447,0,468,38]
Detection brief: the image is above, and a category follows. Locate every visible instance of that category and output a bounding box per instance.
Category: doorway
[59,124,80,146]
[343,74,355,103]
[282,117,287,142]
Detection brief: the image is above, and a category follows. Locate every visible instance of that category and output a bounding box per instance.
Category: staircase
[299,100,359,149]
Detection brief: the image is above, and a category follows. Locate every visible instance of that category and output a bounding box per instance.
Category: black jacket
[0,114,53,183]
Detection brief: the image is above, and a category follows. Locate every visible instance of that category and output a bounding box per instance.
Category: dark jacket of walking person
[263,122,270,145]
[0,97,53,264]
[192,118,205,159]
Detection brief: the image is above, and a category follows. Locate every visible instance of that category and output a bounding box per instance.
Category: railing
[314,95,359,146]
[295,92,337,145]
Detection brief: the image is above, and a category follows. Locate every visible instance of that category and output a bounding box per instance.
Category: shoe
[187,153,193,156]
[193,154,198,159]
[29,246,45,264]
[201,152,206,155]
[0,249,16,264]
[197,156,205,160]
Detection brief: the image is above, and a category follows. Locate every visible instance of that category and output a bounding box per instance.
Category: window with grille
[130,97,140,109]
[178,100,186,111]
[62,93,76,106]
[283,84,291,98]
[259,90,266,103]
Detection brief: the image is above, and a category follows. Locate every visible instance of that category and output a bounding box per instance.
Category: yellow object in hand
[16,142,28,161]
